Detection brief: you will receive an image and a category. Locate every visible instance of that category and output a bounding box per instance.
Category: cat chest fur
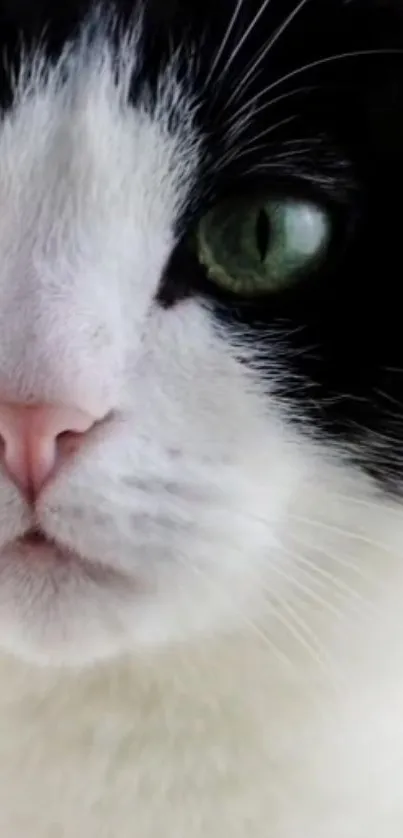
[1,609,403,838]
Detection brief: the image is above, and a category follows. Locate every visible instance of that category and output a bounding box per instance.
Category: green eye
[196,196,331,296]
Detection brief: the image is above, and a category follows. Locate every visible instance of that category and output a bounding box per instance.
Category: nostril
[0,403,109,500]
[56,429,86,458]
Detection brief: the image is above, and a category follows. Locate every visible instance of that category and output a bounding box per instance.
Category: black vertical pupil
[255,209,270,262]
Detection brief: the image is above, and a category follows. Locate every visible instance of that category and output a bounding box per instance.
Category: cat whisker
[215,0,275,85]
[216,114,297,169]
[264,552,349,618]
[288,512,399,556]
[381,366,403,375]
[230,126,314,155]
[205,0,246,86]
[224,85,316,143]
[224,0,313,111]
[262,585,341,681]
[286,540,379,602]
[326,490,403,518]
[348,419,403,447]
[224,48,403,126]
[228,503,399,565]
[174,551,303,674]
[174,548,340,687]
[294,538,379,586]
[275,542,369,606]
[278,137,327,146]
[375,388,403,413]
[226,144,312,167]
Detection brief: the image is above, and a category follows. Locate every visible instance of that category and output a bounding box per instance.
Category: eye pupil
[196,197,330,297]
[255,209,270,262]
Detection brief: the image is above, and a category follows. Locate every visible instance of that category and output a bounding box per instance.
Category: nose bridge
[0,290,116,415]
[0,93,128,421]
[0,403,99,499]
[0,257,74,398]
[0,190,107,402]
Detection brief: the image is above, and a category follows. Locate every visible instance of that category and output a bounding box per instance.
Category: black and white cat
[0,0,402,834]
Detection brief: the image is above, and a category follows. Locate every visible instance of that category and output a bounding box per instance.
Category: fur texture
[0,0,403,834]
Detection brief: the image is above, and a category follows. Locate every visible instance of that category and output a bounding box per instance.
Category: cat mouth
[11,527,79,562]
[10,528,125,580]
[17,528,49,547]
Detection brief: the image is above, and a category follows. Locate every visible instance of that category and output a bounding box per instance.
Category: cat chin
[0,532,267,667]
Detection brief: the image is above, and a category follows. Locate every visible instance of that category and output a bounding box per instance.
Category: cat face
[0,0,401,665]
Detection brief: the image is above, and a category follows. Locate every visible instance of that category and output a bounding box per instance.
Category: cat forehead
[0,18,201,252]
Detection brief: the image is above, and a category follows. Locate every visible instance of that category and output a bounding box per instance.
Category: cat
[0,0,402,834]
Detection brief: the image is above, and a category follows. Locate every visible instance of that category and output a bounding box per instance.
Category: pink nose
[0,403,99,500]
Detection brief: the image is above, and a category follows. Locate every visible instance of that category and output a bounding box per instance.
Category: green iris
[197,197,330,295]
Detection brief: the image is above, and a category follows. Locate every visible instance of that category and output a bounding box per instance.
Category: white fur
[0,32,402,837]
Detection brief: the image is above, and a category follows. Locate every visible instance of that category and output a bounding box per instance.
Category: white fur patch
[0,29,307,665]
